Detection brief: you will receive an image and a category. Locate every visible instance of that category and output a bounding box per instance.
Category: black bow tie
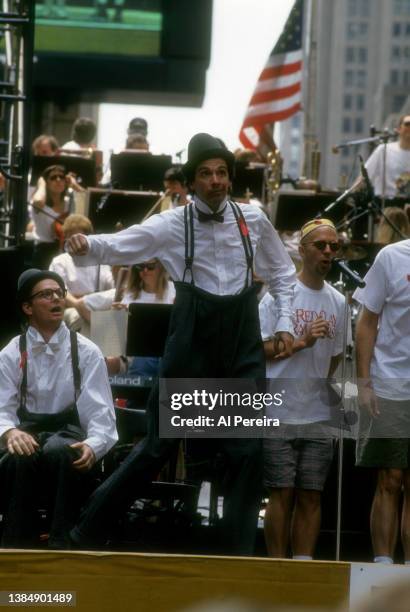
[196,206,225,223]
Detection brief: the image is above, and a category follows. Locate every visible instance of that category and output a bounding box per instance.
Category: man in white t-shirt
[365,114,410,199]
[354,238,410,565]
[260,218,347,560]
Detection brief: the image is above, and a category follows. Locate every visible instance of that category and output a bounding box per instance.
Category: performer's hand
[302,317,329,348]
[273,332,294,359]
[358,379,379,417]
[66,233,89,256]
[70,442,96,472]
[3,428,39,456]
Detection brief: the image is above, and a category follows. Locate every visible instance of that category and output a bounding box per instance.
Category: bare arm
[355,306,379,416]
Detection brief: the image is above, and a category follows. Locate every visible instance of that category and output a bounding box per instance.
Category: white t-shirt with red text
[259,279,347,423]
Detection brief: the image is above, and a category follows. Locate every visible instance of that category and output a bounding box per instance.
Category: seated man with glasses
[0,269,117,549]
[259,218,348,560]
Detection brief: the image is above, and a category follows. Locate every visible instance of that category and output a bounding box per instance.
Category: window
[356,70,366,87]
[347,22,357,39]
[403,70,410,86]
[344,94,352,110]
[342,147,351,158]
[358,47,367,63]
[393,22,402,36]
[393,95,406,112]
[348,0,357,17]
[355,117,364,133]
[346,47,355,62]
[392,46,401,59]
[343,117,352,132]
[390,69,399,85]
[345,70,354,86]
[359,0,370,17]
[359,22,368,36]
[357,94,365,111]
[406,23,410,35]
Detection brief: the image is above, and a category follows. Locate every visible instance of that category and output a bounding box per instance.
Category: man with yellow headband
[259,218,348,559]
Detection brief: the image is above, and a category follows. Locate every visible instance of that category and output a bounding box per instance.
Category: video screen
[34,0,162,57]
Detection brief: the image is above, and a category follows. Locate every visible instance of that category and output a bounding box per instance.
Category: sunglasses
[402,121,410,127]
[48,174,65,181]
[304,240,341,252]
[134,262,158,271]
[30,288,66,301]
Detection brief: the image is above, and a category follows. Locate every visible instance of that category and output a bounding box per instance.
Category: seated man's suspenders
[17,330,82,435]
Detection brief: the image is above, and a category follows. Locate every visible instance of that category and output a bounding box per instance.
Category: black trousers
[71,283,265,555]
[1,431,95,549]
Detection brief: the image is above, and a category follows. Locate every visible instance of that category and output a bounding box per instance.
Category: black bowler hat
[182,133,235,182]
[16,269,66,306]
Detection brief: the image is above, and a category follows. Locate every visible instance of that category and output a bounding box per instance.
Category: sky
[98,0,294,163]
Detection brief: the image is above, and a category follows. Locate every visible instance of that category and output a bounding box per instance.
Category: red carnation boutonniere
[239,217,249,237]
[19,350,27,370]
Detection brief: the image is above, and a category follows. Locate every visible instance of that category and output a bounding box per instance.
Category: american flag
[239,0,304,157]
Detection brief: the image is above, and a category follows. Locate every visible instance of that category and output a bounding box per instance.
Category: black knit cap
[16,269,66,306]
[182,133,235,183]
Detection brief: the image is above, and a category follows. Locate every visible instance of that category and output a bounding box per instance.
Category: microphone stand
[332,263,365,561]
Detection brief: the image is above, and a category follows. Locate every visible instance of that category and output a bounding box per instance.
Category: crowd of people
[0,113,409,564]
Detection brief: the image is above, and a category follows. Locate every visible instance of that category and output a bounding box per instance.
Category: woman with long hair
[30,164,84,269]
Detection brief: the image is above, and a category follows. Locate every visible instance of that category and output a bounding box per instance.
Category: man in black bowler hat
[67,132,296,555]
[0,269,117,549]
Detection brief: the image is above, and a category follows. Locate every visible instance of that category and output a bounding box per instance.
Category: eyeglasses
[30,288,66,301]
[134,262,158,271]
[48,174,65,181]
[304,240,341,252]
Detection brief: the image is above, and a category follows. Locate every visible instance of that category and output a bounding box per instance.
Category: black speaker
[0,247,24,348]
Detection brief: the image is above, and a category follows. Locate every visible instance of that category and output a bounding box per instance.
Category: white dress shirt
[49,252,114,296]
[0,323,118,460]
[72,196,296,334]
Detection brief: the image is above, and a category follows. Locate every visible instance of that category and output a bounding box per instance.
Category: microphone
[332,259,366,288]
[358,155,375,200]
[315,183,358,218]
[97,181,119,212]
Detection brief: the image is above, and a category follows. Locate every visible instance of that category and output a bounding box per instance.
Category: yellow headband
[300,218,337,240]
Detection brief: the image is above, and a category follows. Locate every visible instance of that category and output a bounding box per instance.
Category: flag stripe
[260,60,302,81]
[244,92,302,119]
[249,82,301,105]
[255,71,302,93]
[242,103,302,129]
[264,49,303,68]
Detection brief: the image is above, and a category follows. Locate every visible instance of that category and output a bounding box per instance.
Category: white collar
[27,322,68,355]
[193,195,228,215]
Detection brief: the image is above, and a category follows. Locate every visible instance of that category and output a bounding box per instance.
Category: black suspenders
[182,201,254,288]
[18,330,81,411]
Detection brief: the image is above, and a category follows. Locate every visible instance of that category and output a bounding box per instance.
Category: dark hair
[42,164,67,207]
[164,166,186,185]
[72,117,96,145]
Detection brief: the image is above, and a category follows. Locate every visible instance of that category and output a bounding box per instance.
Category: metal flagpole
[302,0,318,179]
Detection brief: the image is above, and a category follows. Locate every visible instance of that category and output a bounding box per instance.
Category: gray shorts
[263,428,335,491]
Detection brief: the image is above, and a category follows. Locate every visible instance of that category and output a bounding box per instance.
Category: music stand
[110,152,172,191]
[273,191,348,232]
[87,189,161,233]
[232,161,266,200]
[30,155,97,188]
[126,303,173,357]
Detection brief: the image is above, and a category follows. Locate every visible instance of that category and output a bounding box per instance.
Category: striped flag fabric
[239,0,304,156]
